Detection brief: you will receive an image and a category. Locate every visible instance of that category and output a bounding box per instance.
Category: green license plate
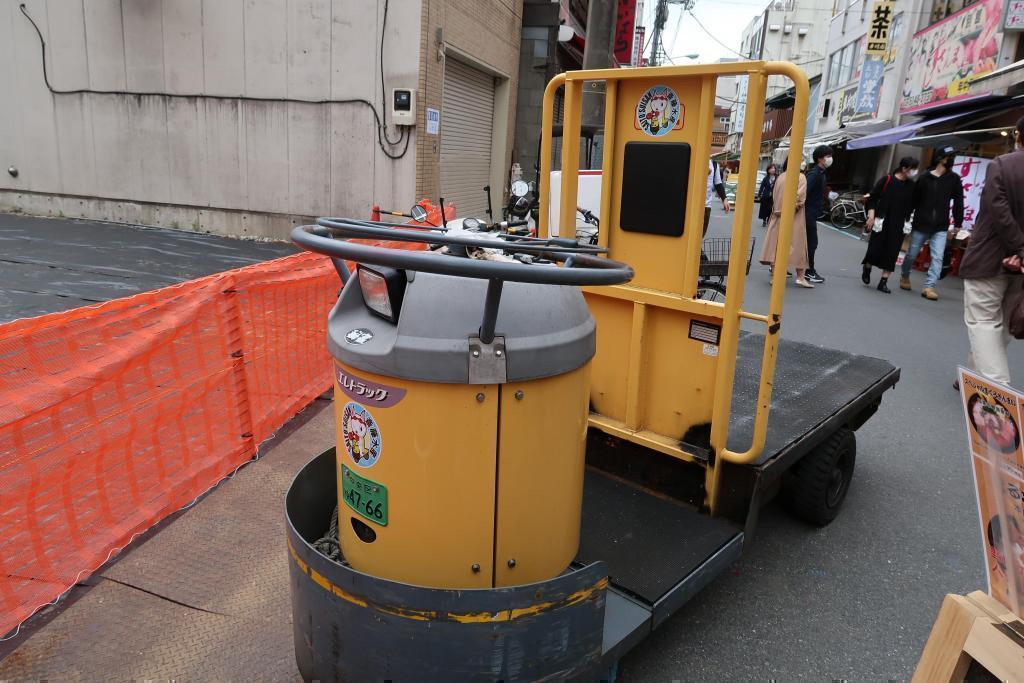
[341,465,388,526]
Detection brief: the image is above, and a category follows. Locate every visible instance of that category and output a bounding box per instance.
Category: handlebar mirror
[510,180,529,198]
[463,217,484,231]
[410,204,428,223]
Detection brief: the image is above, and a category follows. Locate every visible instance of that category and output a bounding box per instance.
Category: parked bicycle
[697,237,756,302]
[828,192,868,230]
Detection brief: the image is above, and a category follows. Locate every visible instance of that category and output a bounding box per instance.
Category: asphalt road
[621,208,1024,680]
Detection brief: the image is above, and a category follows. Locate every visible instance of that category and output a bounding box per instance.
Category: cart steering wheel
[292,216,633,287]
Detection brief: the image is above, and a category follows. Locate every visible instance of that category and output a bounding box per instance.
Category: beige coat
[759,171,809,269]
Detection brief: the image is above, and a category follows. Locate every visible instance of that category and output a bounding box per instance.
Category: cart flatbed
[580,331,899,661]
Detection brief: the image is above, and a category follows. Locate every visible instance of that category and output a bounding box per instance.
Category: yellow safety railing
[539,61,809,513]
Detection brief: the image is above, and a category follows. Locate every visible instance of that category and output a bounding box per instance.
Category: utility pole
[649,0,694,67]
[581,0,617,126]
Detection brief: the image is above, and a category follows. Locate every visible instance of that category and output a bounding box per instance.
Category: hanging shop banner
[631,26,646,67]
[954,155,993,232]
[854,58,886,114]
[614,0,639,65]
[1007,0,1024,30]
[958,368,1024,617]
[866,0,897,56]
[900,0,1004,113]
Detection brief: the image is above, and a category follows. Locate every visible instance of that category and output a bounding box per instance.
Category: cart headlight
[357,265,406,323]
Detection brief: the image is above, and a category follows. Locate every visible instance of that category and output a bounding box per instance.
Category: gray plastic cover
[327,271,595,383]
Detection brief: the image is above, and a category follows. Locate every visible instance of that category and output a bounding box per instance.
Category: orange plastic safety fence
[0,251,339,637]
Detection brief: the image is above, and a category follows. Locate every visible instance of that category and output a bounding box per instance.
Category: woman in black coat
[757,164,777,226]
[861,156,920,293]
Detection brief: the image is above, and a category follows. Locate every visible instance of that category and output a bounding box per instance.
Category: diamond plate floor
[0,399,334,681]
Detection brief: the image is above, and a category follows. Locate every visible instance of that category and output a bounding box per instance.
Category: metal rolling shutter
[441,59,495,219]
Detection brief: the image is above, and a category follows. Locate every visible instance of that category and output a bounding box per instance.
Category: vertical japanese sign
[954,155,993,232]
[1007,0,1024,30]
[631,26,646,66]
[855,58,886,114]
[614,0,639,65]
[959,368,1024,617]
[866,0,896,56]
[856,0,894,115]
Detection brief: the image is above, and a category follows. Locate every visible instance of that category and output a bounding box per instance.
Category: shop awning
[845,111,970,150]
[847,95,1024,150]
[969,58,1024,94]
[774,131,852,153]
[902,126,1017,148]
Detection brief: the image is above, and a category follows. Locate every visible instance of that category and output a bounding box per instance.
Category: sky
[640,0,766,65]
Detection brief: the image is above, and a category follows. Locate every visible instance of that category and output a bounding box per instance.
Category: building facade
[726,0,832,165]
[0,0,522,239]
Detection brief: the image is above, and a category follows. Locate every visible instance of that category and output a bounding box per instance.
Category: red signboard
[614,0,639,65]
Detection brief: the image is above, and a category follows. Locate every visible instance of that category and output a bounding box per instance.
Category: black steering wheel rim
[292,218,633,287]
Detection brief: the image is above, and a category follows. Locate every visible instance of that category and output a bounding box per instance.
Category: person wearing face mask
[958,116,1024,386]
[803,145,833,283]
[900,146,965,300]
[861,157,921,292]
[757,164,778,227]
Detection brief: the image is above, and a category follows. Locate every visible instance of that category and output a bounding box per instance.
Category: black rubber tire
[783,428,856,526]
[830,204,853,229]
[696,281,727,303]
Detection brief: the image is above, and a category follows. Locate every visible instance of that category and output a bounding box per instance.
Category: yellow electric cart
[285,61,899,682]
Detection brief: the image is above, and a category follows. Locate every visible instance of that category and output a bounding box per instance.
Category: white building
[725,0,832,160]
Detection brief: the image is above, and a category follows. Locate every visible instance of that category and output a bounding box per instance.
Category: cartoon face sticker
[636,85,682,137]
[342,402,382,467]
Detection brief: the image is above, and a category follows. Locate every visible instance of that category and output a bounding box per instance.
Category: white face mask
[823,156,834,168]
[908,169,918,178]
[799,161,807,171]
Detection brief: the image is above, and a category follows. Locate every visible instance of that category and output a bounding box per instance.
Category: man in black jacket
[900,146,965,300]
[804,146,832,283]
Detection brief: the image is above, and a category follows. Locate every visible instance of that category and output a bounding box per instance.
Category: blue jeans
[901,230,947,289]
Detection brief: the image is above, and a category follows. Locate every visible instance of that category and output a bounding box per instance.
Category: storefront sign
[1007,0,1024,30]
[854,58,886,114]
[866,0,897,56]
[959,368,1024,617]
[900,0,1004,113]
[954,155,993,232]
[614,0,639,65]
[631,26,645,67]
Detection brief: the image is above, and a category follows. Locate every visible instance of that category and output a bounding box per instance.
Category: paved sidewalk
[0,399,333,681]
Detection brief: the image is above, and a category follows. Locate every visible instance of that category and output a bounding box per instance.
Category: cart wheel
[783,428,856,526]
[696,281,726,303]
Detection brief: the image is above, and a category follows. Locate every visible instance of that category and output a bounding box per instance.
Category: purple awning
[846,110,973,150]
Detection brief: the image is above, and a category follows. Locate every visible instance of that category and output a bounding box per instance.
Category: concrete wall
[0,0,421,239]
[415,0,523,209]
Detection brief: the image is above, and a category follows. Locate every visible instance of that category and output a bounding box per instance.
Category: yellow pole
[707,62,810,511]
[597,80,617,250]
[558,78,584,238]
[538,74,566,239]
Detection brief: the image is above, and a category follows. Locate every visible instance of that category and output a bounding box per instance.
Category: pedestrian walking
[703,158,730,236]
[861,157,920,293]
[759,160,813,288]
[758,164,778,227]
[804,146,832,283]
[959,116,1024,386]
[900,146,965,300]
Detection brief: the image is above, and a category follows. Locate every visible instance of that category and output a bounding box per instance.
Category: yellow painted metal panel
[583,294,632,422]
[334,362,498,589]
[494,366,591,587]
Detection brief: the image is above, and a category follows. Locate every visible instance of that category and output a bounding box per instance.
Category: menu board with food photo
[959,367,1024,616]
